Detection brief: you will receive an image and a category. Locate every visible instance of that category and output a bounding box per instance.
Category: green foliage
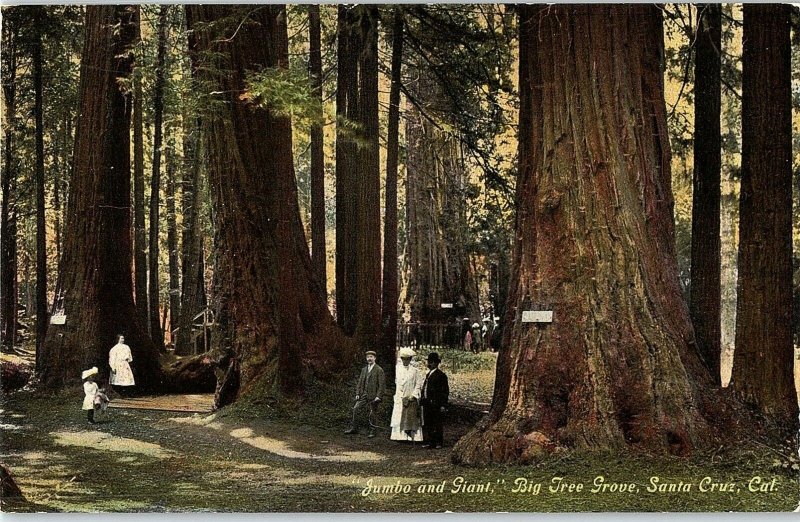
[243,65,323,131]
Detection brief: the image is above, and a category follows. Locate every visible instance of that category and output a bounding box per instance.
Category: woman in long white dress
[109,335,135,392]
[390,347,423,441]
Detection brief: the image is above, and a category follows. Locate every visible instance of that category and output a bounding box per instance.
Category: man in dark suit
[421,352,449,449]
[345,350,386,438]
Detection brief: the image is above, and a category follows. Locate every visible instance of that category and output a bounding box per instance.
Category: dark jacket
[356,363,386,401]
[421,368,449,408]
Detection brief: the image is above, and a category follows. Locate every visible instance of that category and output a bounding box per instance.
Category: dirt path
[1,390,797,512]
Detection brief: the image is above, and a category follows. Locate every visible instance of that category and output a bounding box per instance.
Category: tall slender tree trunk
[166,140,180,347]
[148,4,169,351]
[175,14,206,356]
[381,7,404,384]
[308,4,327,301]
[454,5,721,464]
[335,5,382,352]
[132,20,148,320]
[1,21,19,352]
[33,7,48,361]
[39,5,161,389]
[690,4,722,385]
[186,4,353,403]
[732,5,797,429]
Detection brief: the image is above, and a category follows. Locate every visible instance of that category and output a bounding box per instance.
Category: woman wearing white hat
[390,347,423,442]
[109,334,135,394]
[82,367,99,424]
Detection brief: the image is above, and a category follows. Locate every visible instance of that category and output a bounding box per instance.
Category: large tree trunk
[335,5,382,353]
[690,4,722,385]
[186,4,353,402]
[381,7,404,385]
[453,5,718,464]
[148,4,170,351]
[732,5,797,428]
[39,5,161,389]
[33,7,48,361]
[1,19,18,353]
[132,20,148,321]
[308,4,327,301]
[404,85,477,326]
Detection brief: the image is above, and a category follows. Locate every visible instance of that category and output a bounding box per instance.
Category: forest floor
[1,349,798,513]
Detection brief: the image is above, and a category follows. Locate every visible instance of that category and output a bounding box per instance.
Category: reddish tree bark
[732,5,797,428]
[453,5,720,464]
[39,5,161,389]
[186,5,353,401]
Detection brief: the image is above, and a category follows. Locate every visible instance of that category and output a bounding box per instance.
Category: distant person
[390,347,423,442]
[109,334,135,395]
[345,350,386,438]
[472,322,482,352]
[82,367,99,424]
[463,329,473,352]
[420,352,449,449]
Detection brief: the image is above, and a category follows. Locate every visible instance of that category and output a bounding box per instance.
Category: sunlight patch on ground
[51,430,175,459]
[228,429,385,462]
[169,414,222,430]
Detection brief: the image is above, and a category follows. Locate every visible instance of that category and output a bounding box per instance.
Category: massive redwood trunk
[186,5,353,401]
[335,5,382,353]
[132,22,147,320]
[732,5,797,428]
[39,5,161,389]
[453,5,717,464]
[690,4,722,385]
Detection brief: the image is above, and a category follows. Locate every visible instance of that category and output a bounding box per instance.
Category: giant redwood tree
[335,5,382,353]
[690,4,722,385]
[453,5,721,464]
[39,5,161,388]
[732,5,797,427]
[186,4,353,400]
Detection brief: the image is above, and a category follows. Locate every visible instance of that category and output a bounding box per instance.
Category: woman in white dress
[390,347,423,441]
[109,335,135,393]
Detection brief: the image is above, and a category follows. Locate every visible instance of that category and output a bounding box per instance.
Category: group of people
[345,347,449,449]
[81,335,135,424]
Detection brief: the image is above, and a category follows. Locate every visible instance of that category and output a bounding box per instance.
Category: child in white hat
[82,367,99,424]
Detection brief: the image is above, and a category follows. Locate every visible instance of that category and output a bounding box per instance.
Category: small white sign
[521,310,553,323]
[440,303,453,309]
[50,313,66,325]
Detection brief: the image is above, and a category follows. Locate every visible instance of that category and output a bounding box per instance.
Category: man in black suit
[421,352,449,449]
[345,350,386,438]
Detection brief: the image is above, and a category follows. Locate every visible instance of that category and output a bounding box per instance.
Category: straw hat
[81,367,98,380]
[398,347,416,358]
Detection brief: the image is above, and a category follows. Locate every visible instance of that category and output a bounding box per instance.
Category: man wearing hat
[420,352,449,449]
[345,350,386,437]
